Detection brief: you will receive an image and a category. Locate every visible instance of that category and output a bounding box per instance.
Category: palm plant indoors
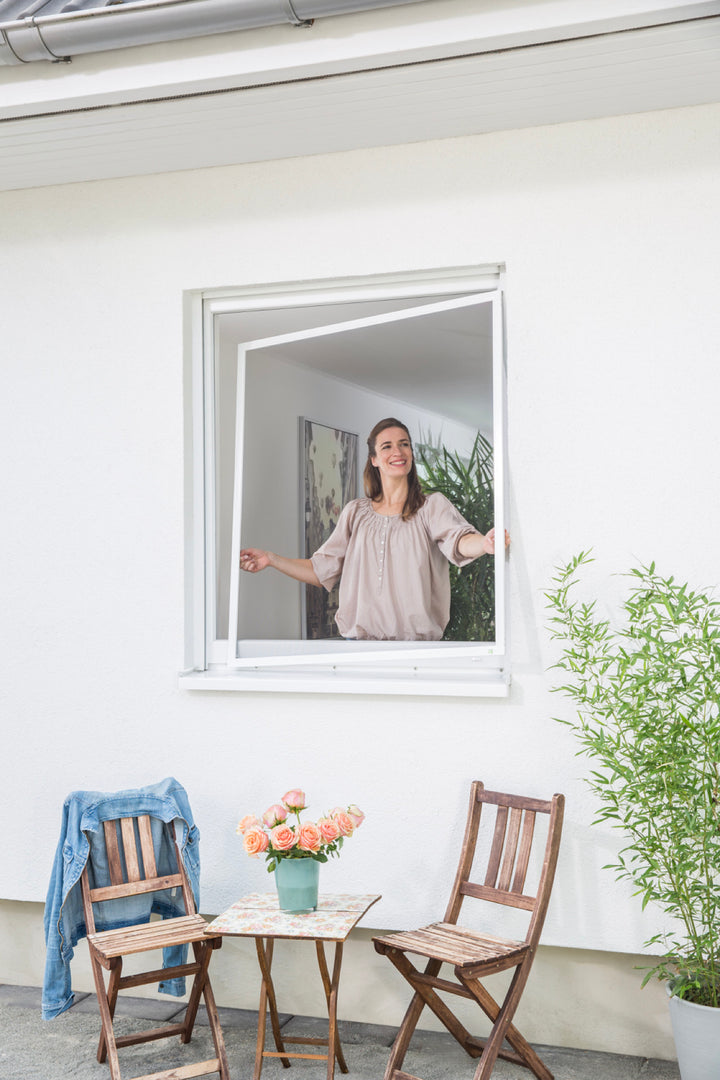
[416,431,495,642]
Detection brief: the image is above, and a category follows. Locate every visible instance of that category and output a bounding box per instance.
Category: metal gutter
[0,0,421,64]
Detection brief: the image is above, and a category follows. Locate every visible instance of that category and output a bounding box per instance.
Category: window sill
[179,666,510,697]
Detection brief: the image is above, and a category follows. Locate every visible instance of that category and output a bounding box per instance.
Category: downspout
[0,0,421,64]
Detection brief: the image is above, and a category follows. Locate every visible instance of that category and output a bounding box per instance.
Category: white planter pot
[668,986,720,1080]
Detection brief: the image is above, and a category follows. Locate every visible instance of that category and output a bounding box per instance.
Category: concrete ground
[0,983,680,1080]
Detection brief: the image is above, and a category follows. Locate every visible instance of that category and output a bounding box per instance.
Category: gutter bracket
[0,26,27,62]
[26,16,71,62]
[281,0,313,27]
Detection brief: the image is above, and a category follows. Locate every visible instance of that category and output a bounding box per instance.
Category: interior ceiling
[219,295,493,430]
[1,16,720,191]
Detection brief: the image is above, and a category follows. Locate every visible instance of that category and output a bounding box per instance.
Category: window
[182,266,509,696]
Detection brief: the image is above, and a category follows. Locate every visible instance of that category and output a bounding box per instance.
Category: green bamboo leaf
[545,553,720,1006]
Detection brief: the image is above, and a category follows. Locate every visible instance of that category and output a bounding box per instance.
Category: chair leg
[179,940,213,1044]
[383,986,428,1080]
[461,966,553,1080]
[382,950,553,1080]
[176,939,230,1080]
[88,953,123,1080]
[383,953,485,1079]
[384,952,479,1063]
[97,958,123,1064]
[201,968,231,1080]
[88,942,229,1080]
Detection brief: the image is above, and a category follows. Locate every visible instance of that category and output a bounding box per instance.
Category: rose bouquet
[237,788,365,872]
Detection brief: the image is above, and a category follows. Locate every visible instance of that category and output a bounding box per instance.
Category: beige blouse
[310,493,477,641]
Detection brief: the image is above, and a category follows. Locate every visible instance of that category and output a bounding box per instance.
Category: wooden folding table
[206,892,380,1080]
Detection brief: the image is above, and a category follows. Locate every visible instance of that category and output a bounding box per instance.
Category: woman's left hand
[484,527,511,554]
[458,528,510,559]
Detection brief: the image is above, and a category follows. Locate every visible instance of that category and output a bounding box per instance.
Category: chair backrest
[80,814,195,933]
[443,782,564,948]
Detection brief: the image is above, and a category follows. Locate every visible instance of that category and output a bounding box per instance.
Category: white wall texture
[1,100,719,1060]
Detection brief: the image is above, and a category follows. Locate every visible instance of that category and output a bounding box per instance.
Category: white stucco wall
[1,100,719,1057]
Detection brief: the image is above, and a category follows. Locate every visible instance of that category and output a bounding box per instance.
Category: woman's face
[371,426,413,481]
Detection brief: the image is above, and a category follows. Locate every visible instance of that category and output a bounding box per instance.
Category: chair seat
[374,922,529,972]
[88,914,217,961]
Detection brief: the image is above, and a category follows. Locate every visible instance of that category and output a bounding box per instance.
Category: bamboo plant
[546,552,720,1006]
[416,432,495,641]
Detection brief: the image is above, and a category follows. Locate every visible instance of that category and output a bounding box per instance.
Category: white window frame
[181,265,509,697]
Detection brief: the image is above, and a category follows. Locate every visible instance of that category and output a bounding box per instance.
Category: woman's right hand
[240,549,321,586]
[239,548,272,573]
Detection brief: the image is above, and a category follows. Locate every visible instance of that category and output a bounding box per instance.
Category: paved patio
[0,983,681,1080]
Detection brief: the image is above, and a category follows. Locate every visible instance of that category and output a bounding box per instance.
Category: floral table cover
[206,893,381,940]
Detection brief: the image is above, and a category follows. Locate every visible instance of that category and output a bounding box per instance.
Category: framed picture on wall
[300,418,359,639]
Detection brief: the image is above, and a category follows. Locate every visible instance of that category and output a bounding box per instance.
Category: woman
[239,417,505,641]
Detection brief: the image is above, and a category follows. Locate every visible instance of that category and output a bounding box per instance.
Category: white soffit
[1,16,720,191]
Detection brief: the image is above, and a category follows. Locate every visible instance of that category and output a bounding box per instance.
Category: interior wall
[1,101,719,1057]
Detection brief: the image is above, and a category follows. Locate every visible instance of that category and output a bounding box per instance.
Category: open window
[182,266,509,696]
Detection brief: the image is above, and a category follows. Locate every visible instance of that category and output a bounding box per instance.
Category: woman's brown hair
[363,417,426,520]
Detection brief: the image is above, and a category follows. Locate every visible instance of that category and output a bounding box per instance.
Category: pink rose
[282,788,306,812]
[347,804,365,828]
[236,814,260,835]
[263,803,288,828]
[243,827,269,858]
[333,811,354,838]
[270,823,297,851]
[317,816,340,843]
[297,821,322,852]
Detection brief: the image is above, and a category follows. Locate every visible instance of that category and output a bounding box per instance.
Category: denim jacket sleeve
[42,777,201,1020]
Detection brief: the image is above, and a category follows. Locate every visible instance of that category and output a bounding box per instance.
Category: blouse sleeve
[310,501,357,591]
[422,492,478,567]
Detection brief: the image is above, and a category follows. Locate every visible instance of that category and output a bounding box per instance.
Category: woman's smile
[372,427,413,477]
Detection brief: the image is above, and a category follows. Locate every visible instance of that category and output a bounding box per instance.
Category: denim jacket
[42,777,201,1020]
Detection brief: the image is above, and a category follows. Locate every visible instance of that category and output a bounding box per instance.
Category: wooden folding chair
[373,782,564,1080]
[80,813,230,1080]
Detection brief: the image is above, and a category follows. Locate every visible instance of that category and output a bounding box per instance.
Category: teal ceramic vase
[275,857,320,913]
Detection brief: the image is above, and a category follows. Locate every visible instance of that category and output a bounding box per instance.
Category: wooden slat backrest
[495,806,522,892]
[121,818,140,881]
[444,782,564,948]
[137,815,158,878]
[483,804,507,889]
[512,808,536,894]
[82,815,192,925]
[103,820,124,885]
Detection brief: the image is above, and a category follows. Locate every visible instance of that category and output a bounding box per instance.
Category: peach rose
[333,811,354,838]
[347,804,365,829]
[317,816,340,843]
[243,827,269,858]
[263,803,288,828]
[297,821,322,852]
[281,788,306,812]
[270,823,297,851]
[236,814,260,835]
